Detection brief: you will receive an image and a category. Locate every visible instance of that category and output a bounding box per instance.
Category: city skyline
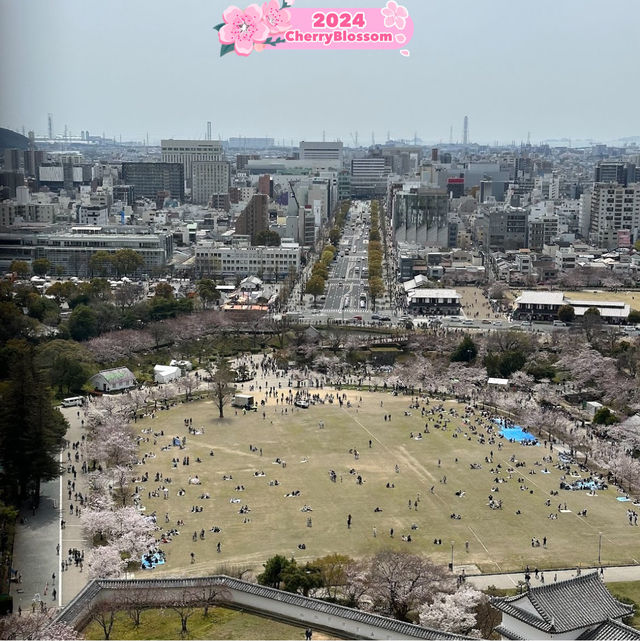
[1,0,640,145]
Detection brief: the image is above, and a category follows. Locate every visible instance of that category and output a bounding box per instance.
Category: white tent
[154,365,181,384]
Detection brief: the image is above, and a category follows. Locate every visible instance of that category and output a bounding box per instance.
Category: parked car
[380,315,392,321]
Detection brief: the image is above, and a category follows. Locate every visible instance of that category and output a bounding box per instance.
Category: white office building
[195,242,301,281]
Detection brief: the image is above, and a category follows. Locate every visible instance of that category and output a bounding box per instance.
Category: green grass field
[82,606,321,640]
[133,391,640,577]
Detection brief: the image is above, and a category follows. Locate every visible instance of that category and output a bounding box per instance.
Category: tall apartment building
[590,182,640,248]
[299,141,343,163]
[161,139,224,188]
[191,161,230,205]
[121,163,184,202]
[528,214,558,251]
[235,193,269,244]
[391,187,449,247]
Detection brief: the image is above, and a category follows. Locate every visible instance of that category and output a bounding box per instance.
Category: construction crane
[289,180,300,209]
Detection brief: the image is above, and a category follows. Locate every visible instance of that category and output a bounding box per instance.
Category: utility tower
[207,121,212,140]
[48,113,53,140]
[463,116,469,146]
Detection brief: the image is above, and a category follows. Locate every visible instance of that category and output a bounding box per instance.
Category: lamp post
[450,541,455,572]
[598,532,602,565]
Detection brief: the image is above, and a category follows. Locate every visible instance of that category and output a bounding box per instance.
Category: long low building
[406,288,462,316]
[195,242,301,281]
[513,290,631,323]
[0,225,173,276]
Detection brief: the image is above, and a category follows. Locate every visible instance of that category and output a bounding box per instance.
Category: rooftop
[492,572,633,634]
[515,291,565,306]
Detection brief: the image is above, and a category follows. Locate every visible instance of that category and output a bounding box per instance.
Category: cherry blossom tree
[419,585,485,637]
[86,543,127,580]
[363,550,454,621]
[0,612,80,640]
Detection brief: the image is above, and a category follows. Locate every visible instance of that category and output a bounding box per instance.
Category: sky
[1,0,639,146]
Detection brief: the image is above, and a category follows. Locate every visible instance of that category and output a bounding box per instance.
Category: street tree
[368,277,385,311]
[305,275,325,307]
[557,305,575,323]
[31,257,51,276]
[89,250,114,277]
[9,259,30,278]
[111,249,144,277]
[114,281,143,308]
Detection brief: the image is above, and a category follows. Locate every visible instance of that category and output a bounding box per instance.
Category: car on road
[371,313,381,320]
[398,315,410,322]
[450,317,461,323]
[463,319,474,325]
[352,315,363,321]
[552,320,567,327]
[481,319,491,324]
[380,315,392,322]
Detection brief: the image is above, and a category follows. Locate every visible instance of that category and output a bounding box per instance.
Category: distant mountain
[0,128,29,151]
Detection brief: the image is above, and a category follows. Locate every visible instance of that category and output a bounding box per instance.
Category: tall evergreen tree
[0,341,67,505]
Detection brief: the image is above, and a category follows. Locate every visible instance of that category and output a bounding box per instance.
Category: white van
[61,396,85,407]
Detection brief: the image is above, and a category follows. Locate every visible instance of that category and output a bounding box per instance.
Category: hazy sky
[1,0,639,145]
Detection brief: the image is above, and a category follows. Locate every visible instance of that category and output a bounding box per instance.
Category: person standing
[347,514,352,529]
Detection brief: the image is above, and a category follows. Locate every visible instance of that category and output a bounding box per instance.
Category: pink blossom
[262,0,291,34]
[219,4,270,56]
[381,1,409,29]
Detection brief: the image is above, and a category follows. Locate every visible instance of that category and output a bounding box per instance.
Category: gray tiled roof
[494,625,526,640]
[492,572,633,633]
[577,620,640,640]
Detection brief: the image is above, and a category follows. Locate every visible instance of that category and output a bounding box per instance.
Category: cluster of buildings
[2,125,640,290]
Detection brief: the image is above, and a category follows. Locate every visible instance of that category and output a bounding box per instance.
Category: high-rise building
[235,194,269,244]
[191,161,230,205]
[590,182,640,248]
[121,163,184,202]
[258,174,272,197]
[350,157,389,198]
[299,141,343,162]
[594,161,637,187]
[161,139,224,187]
[391,187,449,247]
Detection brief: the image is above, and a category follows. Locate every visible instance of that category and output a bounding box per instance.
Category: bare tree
[89,601,118,640]
[365,550,454,622]
[206,358,235,419]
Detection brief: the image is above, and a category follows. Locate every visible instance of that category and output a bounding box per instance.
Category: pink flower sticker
[395,33,406,44]
[219,4,270,56]
[400,49,410,57]
[262,0,292,34]
[381,1,409,30]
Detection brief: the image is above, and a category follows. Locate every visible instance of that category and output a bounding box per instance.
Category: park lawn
[132,390,640,577]
[607,582,640,629]
[82,606,318,640]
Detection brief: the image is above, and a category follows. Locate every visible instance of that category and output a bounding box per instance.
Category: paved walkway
[466,564,640,590]
[9,478,60,614]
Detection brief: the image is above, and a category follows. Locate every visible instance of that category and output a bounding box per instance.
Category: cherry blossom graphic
[218,4,270,56]
[262,0,292,34]
[400,49,410,57]
[381,1,409,30]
